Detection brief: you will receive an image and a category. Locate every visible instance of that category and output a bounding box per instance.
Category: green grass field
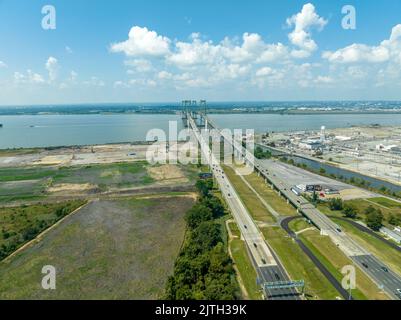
[243,173,298,217]
[261,226,339,300]
[299,230,388,300]
[288,218,313,232]
[223,165,275,223]
[230,239,262,300]
[333,218,401,276]
[0,161,154,185]
[319,197,401,226]
[0,196,195,299]
[0,179,48,204]
[228,221,241,238]
[0,200,86,261]
[0,162,200,204]
[368,197,401,209]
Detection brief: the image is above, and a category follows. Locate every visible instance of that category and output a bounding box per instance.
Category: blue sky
[1,0,401,105]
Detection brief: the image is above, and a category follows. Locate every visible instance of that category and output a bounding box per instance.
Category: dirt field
[47,183,98,194]
[147,164,189,185]
[0,196,195,299]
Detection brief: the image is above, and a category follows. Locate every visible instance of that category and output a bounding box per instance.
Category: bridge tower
[181,100,192,128]
[198,100,207,128]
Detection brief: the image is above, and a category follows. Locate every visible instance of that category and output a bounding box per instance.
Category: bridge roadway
[187,115,299,300]
[202,113,401,300]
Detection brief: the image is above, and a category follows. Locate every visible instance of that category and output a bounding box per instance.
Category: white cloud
[110,26,171,57]
[83,76,105,87]
[124,59,153,72]
[168,33,223,67]
[0,61,7,68]
[323,25,401,64]
[255,67,274,77]
[107,15,401,96]
[323,44,390,63]
[65,46,73,54]
[14,70,45,84]
[314,75,334,84]
[158,71,173,80]
[114,80,130,88]
[287,3,327,58]
[45,56,59,82]
[69,70,78,82]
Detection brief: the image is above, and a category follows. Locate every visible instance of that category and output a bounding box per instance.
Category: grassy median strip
[261,226,339,300]
[299,230,388,300]
[333,218,401,276]
[223,165,275,223]
[289,219,313,233]
[243,172,298,217]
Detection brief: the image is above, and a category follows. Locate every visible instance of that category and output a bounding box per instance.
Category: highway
[281,216,353,300]
[187,114,299,300]
[203,113,401,300]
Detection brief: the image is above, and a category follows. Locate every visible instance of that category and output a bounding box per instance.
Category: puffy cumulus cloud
[110,26,171,57]
[255,67,275,77]
[108,15,401,95]
[167,33,289,68]
[0,61,7,68]
[158,71,173,80]
[46,56,59,82]
[287,3,327,58]
[323,24,401,64]
[323,44,390,64]
[167,33,224,67]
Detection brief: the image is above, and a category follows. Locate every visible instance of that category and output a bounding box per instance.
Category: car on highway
[253,243,257,248]
[396,289,401,298]
[381,266,388,272]
[261,259,266,265]
[244,225,247,229]
[336,228,342,233]
[362,263,369,268]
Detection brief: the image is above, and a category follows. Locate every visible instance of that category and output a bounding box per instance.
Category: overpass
[197,112,401,300]
[187,113,300,300]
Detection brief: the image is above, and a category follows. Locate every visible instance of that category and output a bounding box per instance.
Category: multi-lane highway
[187,114,299,300]
[202,113,401,300]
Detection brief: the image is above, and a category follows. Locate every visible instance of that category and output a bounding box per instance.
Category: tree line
[165,178,239,300]
[328,198,390,231]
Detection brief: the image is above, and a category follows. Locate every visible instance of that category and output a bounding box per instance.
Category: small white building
[299,140,323,151]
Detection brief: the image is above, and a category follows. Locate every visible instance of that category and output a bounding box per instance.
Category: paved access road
[281,216,353,300]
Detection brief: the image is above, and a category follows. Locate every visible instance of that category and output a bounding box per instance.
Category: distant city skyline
[1,0,401,105]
